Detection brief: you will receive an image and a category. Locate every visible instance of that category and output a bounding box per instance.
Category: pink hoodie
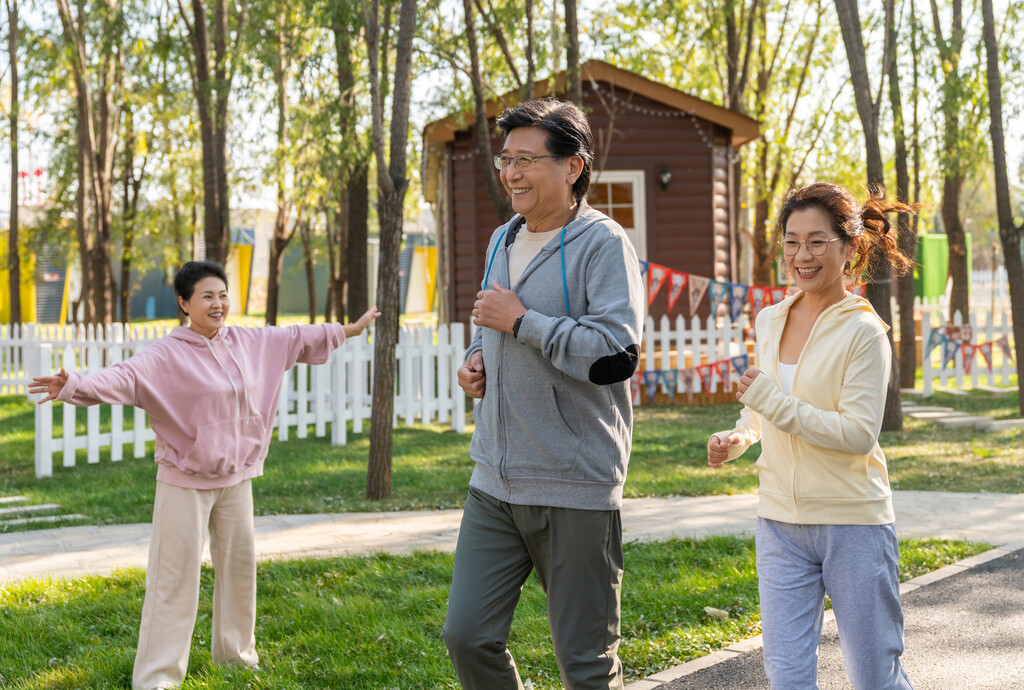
[56,323,347,489]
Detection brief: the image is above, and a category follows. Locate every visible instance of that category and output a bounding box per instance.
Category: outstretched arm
[344,306,381,338]
[29,368,69,404]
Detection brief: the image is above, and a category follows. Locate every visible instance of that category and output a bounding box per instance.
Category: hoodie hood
[170,325,230,346]
[770,291,889,335]
[501,200,605,249]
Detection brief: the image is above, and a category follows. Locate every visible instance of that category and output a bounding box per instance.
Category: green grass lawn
[1,388,1021,530]
[0,536,987,689]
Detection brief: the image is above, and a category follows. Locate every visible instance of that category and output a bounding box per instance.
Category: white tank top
[779,362,797,395]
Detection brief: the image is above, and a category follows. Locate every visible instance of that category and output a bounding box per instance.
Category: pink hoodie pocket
[181,416,268,478]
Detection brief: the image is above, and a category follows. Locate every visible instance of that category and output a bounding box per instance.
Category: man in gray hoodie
[442,98,645,690]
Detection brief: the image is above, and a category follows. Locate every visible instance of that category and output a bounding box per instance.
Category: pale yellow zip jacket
[715,292,896,525]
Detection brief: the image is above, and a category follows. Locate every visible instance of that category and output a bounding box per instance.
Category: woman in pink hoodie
[30,261,379,690]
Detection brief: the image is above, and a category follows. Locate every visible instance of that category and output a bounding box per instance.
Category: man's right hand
[458,351,486,399]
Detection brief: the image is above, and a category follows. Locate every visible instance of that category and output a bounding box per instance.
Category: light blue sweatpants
[756,517,914,690]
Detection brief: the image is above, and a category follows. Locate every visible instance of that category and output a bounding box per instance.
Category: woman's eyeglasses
[781,237,844,257]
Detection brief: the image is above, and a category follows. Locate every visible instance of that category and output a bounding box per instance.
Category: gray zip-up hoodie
[467,202,645,510]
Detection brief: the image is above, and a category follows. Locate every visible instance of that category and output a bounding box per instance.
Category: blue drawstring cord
[559,224,569,314]
[481,218,573,315]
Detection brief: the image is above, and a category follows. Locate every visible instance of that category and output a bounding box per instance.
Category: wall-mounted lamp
[658,168,672,191]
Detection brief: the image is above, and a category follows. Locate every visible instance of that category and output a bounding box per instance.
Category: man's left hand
[473,285,527,335]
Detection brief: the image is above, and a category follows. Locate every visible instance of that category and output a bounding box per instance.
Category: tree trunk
[463,0,513,221]
[183,0,238,265]
[941,175,970,321]
[75,102,92,324]
[57,0,121,325]
[266,14,291,326]
[330,13,358,322]
[347,160,369,321]
[834,0,902,431]
[365,0,417,501]
[7,0,21,323]
[120,151,133,323]
[298,217,317,324]
[929,0,969,323]
[564,0,581,105]
[980,0,1024,414]
[265,233,290,326]
[887,0,917,389]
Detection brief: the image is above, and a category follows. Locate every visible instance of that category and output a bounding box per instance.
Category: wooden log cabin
[422,59,760,327]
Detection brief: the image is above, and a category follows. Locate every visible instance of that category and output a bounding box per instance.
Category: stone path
[902,400,1024,431]
[0,495,87,530]
[4,490,1024,586]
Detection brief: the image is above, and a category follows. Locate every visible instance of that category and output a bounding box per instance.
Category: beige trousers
[132,479,259,690]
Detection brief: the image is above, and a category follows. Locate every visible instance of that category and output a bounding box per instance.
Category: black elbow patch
[589,344,640,385]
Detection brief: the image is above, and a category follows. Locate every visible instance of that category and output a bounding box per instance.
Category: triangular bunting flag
[661,370,678,400]
[648,265,669,306]
[643,370,661,402]
[768,287,787,304]
[666,271,689,312]
[696,363,714,392]
[978,342,994,372]
[941,338,961,369]
[715,359,732,385]
[688,275,711,317]
[961,343,977,375]
[630,372,640,405]
[924,329,945,356]
[729,284,749,321]
[996,335,1014,363]
[639,260,649,278]
[679,369,699,395]
[849,283,866,297]
[730,354,750,376]
[708,281,730,316]
[749,286,770,319]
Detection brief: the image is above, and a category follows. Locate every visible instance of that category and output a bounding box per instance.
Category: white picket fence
[918,304,1017,396]
[637,313,751,400]
[889,296,1018,395]
[971,267,1014,311]
[1,322,175,395]
[27,323,466,478]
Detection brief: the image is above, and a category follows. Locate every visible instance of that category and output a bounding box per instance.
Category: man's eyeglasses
[781,237,844,257]
[493,154,562,171]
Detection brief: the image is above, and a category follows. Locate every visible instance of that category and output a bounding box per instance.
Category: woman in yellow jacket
[709,182,916,689]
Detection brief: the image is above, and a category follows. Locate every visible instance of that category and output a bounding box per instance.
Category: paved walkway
[641,546,1024,689]
[3,490,1024,688]
[4,490,1024,585]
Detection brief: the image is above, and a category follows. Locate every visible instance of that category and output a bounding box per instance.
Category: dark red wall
[446,82,726,325]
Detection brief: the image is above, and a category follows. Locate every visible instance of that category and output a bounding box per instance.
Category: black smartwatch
[512,314,525,339]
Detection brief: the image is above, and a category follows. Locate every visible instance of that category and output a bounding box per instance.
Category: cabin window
[587,170,647,261]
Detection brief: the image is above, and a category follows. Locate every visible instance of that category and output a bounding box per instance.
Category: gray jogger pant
[442,487,624,690]
[756,517,914,690]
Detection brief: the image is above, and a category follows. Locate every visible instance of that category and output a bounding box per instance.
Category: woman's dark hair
[777,182,917,279]
[496,98,594,203]
[174,261,228,312]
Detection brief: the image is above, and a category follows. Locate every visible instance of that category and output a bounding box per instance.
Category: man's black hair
[496,98,594,203]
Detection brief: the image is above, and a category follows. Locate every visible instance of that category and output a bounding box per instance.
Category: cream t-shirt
[508,226,561,286]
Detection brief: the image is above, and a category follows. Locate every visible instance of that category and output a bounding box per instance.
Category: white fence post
[451,322,466,433]
[33,343,53,478]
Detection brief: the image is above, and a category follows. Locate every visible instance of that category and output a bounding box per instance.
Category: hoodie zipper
[778,297,849,523]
